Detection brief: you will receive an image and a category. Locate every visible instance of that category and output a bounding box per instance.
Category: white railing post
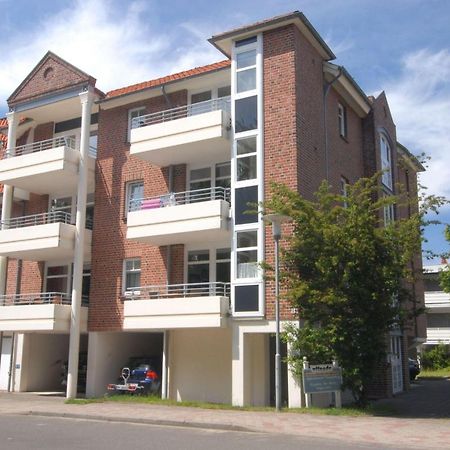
[303,357,311,408]
[66,89,94,400]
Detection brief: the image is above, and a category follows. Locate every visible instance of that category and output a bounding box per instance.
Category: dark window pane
[218,86,231,97]
[237,231,257,248]
[47,266,68,276]
[126,272,140,289]
[188,264,210,284]
[235,285,259,312]
[237,155,257,181]
[235,36,257,47]
[190,167,211,181]
[216,262,230,283]
[237,68,256,93]
[237,136,256,155]
[216,248,231,260]
[235,96,257,133]
[188,250,209,262]
[424,277,443,292]
[235,186,258,224]
[47,277,68,292]
[191,91,212,104]
[215,162,230,178]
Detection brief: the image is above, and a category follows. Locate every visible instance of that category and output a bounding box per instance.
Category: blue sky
[1,0,449,262]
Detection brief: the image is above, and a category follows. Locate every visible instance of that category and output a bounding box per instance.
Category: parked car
[409,358,420,381]
[107,357,161,395]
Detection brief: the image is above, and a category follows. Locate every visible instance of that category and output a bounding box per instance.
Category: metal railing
[124,282,231,300]
[131,96,231,129]
[6,136,77,158]
[129,186,230,212]
[0,292,89,307]
[0,211,94,230]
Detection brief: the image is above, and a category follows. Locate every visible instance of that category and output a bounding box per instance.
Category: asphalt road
[0,415,408,450]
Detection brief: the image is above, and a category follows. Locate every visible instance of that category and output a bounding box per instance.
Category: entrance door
[390,336,403,394]
[0,337,12,390]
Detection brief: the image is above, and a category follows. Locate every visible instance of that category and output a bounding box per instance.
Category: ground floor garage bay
[1,323,404,407]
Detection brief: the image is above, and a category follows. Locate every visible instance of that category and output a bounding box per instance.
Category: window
[187,250,210,284]
[86,193,95,229]
[236,136,257,181]
[218,86,231,98]
[190,91,212,116]
[427,313,450,328]
[189,167,211,194]
[380,135,393,190]
[383,196,395,226]
[236,49,256,93]
[235,96,257,133]
[191,91,212,104]
[126,181,144,214]
[236,230,258,279]
[46,265,69,294]
[338,103,347,138]
[215,162,231,189]
[128,107,145,140]
[51,196,72,223]
[123,259,141,292]
[424,274,443,292]
[340,176,349,208]
[216,248,231,283]
[82,264,91,303]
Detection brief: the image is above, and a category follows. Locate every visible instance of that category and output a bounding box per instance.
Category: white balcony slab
[425,292,450,312]
[0,223,92,261]
[0,146,95,196]
[0,304,88,333]
[127,200,230,245]
[123,296,230,330]
[425,328,450,344]
[130,110,231,166]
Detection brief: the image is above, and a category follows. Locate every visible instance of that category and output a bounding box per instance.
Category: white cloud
[382,49,450,199]
[0,0,222,109]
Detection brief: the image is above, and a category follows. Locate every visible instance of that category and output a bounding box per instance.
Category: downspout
[323,66,343,182]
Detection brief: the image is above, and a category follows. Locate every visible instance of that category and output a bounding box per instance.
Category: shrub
[421,344,450,369]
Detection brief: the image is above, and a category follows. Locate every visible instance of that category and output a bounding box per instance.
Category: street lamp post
[263,213,291,411]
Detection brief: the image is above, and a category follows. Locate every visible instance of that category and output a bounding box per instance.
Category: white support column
[287,342,303,408]
[66,89,94,399]
[161,330,169,399]
[232,324,245,406]
[0,112,18,296]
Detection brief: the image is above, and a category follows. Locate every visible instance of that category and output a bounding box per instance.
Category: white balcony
[123,282,230,330]
[126,187,230,246]
[0,292,88,332]
[425,328,450,345]
[0,211,92,261]
[425,291,450,312]
[130,97,231,166]
[0,136,96,197]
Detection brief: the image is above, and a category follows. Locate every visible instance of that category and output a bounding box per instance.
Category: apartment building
[423,265,450,347]
[0,11,425,405]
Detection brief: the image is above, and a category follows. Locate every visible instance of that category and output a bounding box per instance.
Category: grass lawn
[66,395,396,417]
[418,367,450,378]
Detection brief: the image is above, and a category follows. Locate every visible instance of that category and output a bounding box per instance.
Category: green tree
[263,173,443,405]
[440,226,450,292]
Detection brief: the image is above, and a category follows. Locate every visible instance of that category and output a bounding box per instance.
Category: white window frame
[127,107,146,141]
[235,43,257,96]
[383,202,395,226]
[125,180,144,216]
[122,258,141,294]
[338,103,347,138]
[187,162,231,193]
[380,134,393,190]
[340,176,349,208]
[235,228,259,281]
[44,263,71,296]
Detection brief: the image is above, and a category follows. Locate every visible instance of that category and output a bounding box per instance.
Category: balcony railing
[124,282,231,300]
[129,186,230,212]
[131,96,231,129]
[0,292,89,307]
[5,136,97,159]
[0,211,93,231]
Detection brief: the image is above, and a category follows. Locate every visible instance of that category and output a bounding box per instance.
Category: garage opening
[86,331,163,398]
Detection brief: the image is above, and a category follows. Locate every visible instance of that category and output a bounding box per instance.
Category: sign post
[302,357,343,408]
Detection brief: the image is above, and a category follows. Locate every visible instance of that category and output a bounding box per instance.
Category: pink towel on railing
[141,199,161,209]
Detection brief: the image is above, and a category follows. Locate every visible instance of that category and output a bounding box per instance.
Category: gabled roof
[8,51,97,106]
[104,60,231,101]
[209,11,335,61]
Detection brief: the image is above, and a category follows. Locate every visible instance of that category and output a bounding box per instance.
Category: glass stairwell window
[236,230,258,279]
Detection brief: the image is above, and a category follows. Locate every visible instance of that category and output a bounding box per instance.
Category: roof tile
[105,60,230,99]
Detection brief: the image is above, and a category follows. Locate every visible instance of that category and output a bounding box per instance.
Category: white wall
[244,333,269,406]
[86,331,163,397]
[169,328,232,404]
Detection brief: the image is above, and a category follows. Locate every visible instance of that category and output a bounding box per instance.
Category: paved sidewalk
[0,392,449,449]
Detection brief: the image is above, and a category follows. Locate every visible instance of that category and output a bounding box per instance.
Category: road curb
[24,411,256,433]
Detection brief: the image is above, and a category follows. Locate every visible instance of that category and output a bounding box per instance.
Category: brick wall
[88,90,188,331]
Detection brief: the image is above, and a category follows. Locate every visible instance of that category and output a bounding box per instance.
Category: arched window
[380,134,393,190]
